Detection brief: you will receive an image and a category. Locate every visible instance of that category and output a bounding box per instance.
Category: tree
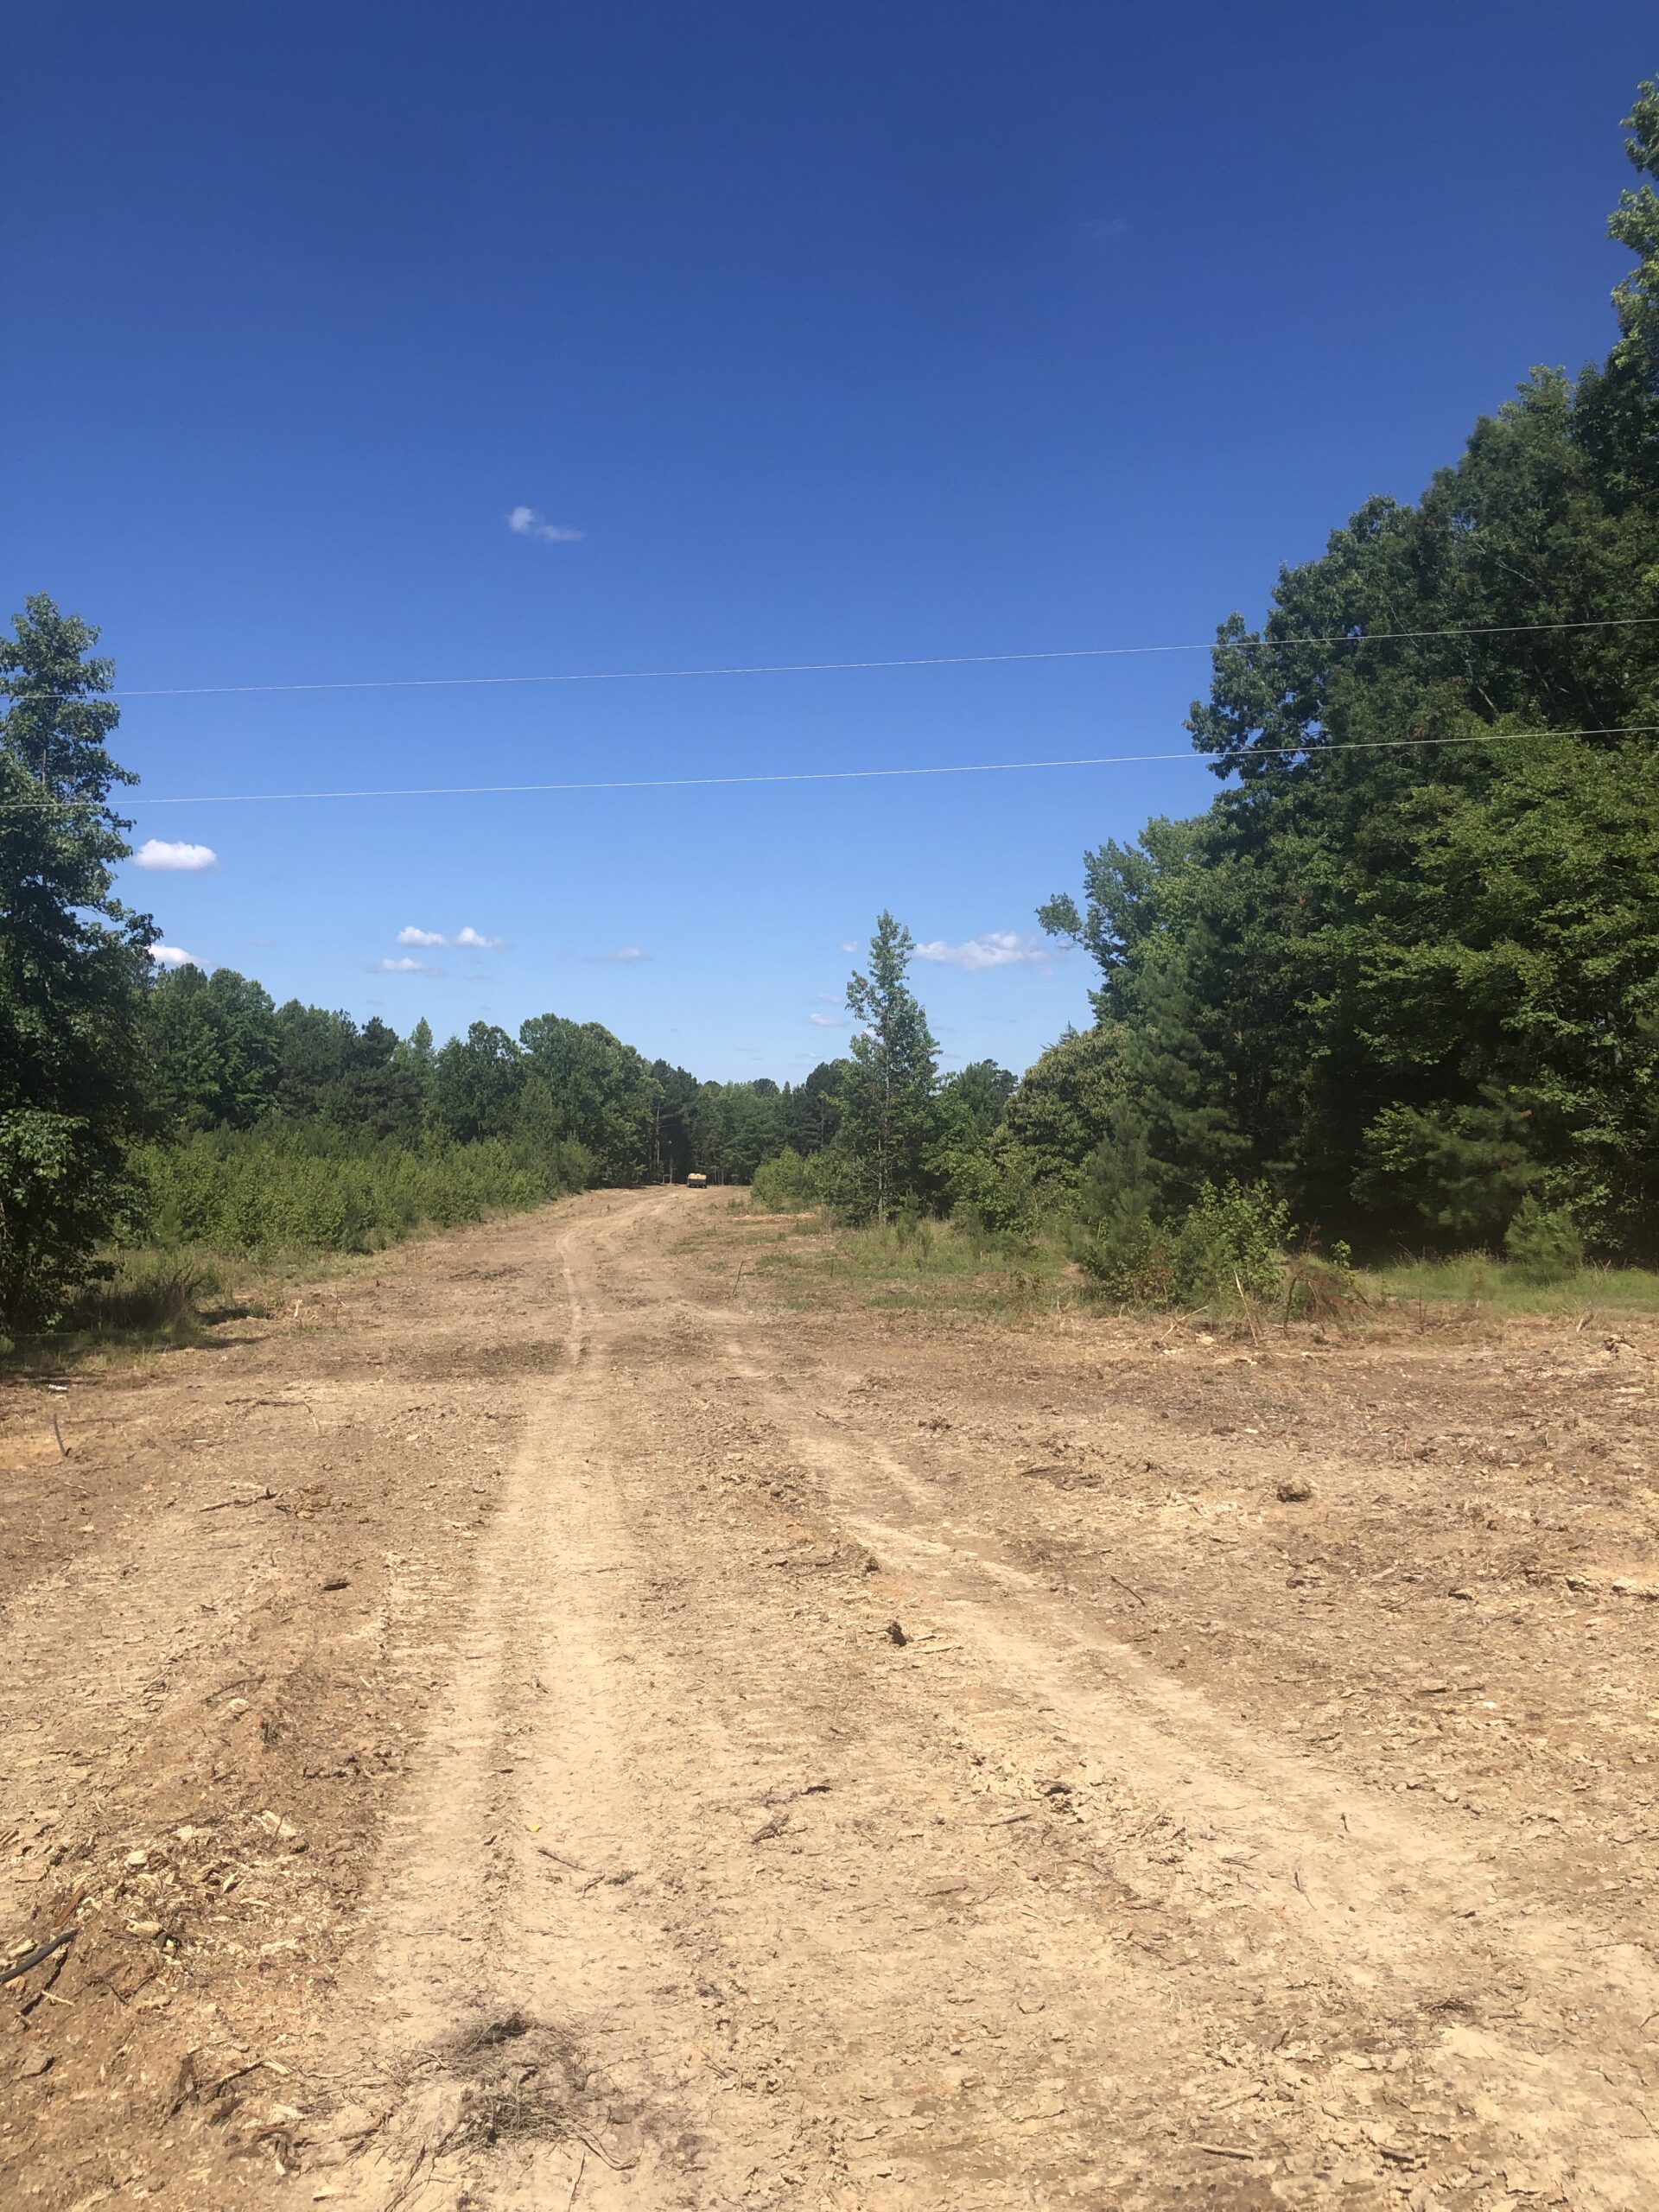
[1000,1027,1122,1190]
[518,1016,659,1183]
[839,912,938,1218]
[1039,76,1659,1255]
[788,1060,847,1154]
[0,596,155,1325]
[429,1023,524,1144]
[1610,77,1659,372]
[146,966,278,1129]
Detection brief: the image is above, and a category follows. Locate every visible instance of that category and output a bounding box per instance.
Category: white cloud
[590,947,645,963]
[378,956,441,975]
[149,944,200,969]
[397,924,505,950]
[809,1012,846,1027]
[507,505,584,543]
[839,940,858,953]
[914,931,1052,972]
[134,838,218,872]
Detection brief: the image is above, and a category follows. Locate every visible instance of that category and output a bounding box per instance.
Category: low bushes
[1073,1178,1293,1310]
[130,1122,595,1256]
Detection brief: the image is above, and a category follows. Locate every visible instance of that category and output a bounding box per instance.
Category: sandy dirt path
[5,1190,1659,2209]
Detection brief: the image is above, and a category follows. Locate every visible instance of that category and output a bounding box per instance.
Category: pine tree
[0,596,155,1326]
[841,913,938,1220]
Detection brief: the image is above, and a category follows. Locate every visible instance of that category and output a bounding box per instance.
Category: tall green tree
[1610,77,1659,372]
[0,597,154,1325]
[518,1015,659,1183]
[840,912,938,1219]
[1039,74,1659,1256]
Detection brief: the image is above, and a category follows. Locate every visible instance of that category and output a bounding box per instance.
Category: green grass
[738,1207,1659,1333]
[1362,1254,1659,1318]
[747,1213,1080,1323]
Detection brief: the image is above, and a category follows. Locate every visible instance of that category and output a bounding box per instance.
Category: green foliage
[0,596,154,1326]
[518,1014,658,1179]
[1171,1180,1292,1306]
[1042,79,1659,1264]
[750,1147,817,1211]
[136,1123,594,1255]
[1610,77,1659,370]
[1353,1087,1541,1245]
[1363,1251,1659,1315]
[1076,1179,1291,1312]
[839,913,941,1220]
[938,1140,1039,1237]
[1503,1197,1586,1283]
[998,1027,1120,1192]
[935,1059,1016,1144]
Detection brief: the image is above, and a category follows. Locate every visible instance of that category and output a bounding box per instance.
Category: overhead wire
[1,717,1649,810]
[2,613,1655,706]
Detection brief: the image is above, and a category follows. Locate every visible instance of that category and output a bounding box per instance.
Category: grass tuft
[1363,1255,1659,1318]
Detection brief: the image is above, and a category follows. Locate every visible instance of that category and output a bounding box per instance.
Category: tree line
[1029,77,1659,1279]
[757,79,1659,1288]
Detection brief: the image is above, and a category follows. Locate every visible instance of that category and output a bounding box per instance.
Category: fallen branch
[563,2146,586,2209]
[1,1927,76,1986]
[566,2123,635,2171]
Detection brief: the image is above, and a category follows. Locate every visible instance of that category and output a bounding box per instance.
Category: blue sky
[4,3,1653,1080]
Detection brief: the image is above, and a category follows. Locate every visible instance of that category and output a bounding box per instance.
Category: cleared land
[3,1189,1659,2209]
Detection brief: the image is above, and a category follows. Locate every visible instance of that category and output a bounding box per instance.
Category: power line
[3,615,1654,708]
[40,717,1650,810]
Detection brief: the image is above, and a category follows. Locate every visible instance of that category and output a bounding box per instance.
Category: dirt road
[5,1191,1659,2209]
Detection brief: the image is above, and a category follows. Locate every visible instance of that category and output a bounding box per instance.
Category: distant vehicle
[685,1172,709,1189]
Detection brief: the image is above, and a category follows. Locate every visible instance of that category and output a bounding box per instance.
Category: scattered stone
[321,1576,350,1592]
[1276,1476,1314,1503]
[885,1620,908,1646]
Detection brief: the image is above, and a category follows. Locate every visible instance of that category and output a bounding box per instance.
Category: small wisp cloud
[149,944,200,969]
[396,925,505,950]
[378,956,440,976]
[809,1012,846,1027]
[134,839,218,872]
[507,505,584,543]
[914,931,1052,972]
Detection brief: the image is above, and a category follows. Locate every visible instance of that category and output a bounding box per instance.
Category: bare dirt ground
[5,1190,1659,2210]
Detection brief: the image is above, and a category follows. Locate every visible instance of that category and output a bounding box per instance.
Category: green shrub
[1172,1179,1291,1306]
[749,1148,817,1212]
[941,1142,1039,1236]
[1074,1214,1177,1305]
[1503,1197,1586,1282]
[1075,1177,1292,1311]
[129,1122,594,1257]
[803,1144,879,1225]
